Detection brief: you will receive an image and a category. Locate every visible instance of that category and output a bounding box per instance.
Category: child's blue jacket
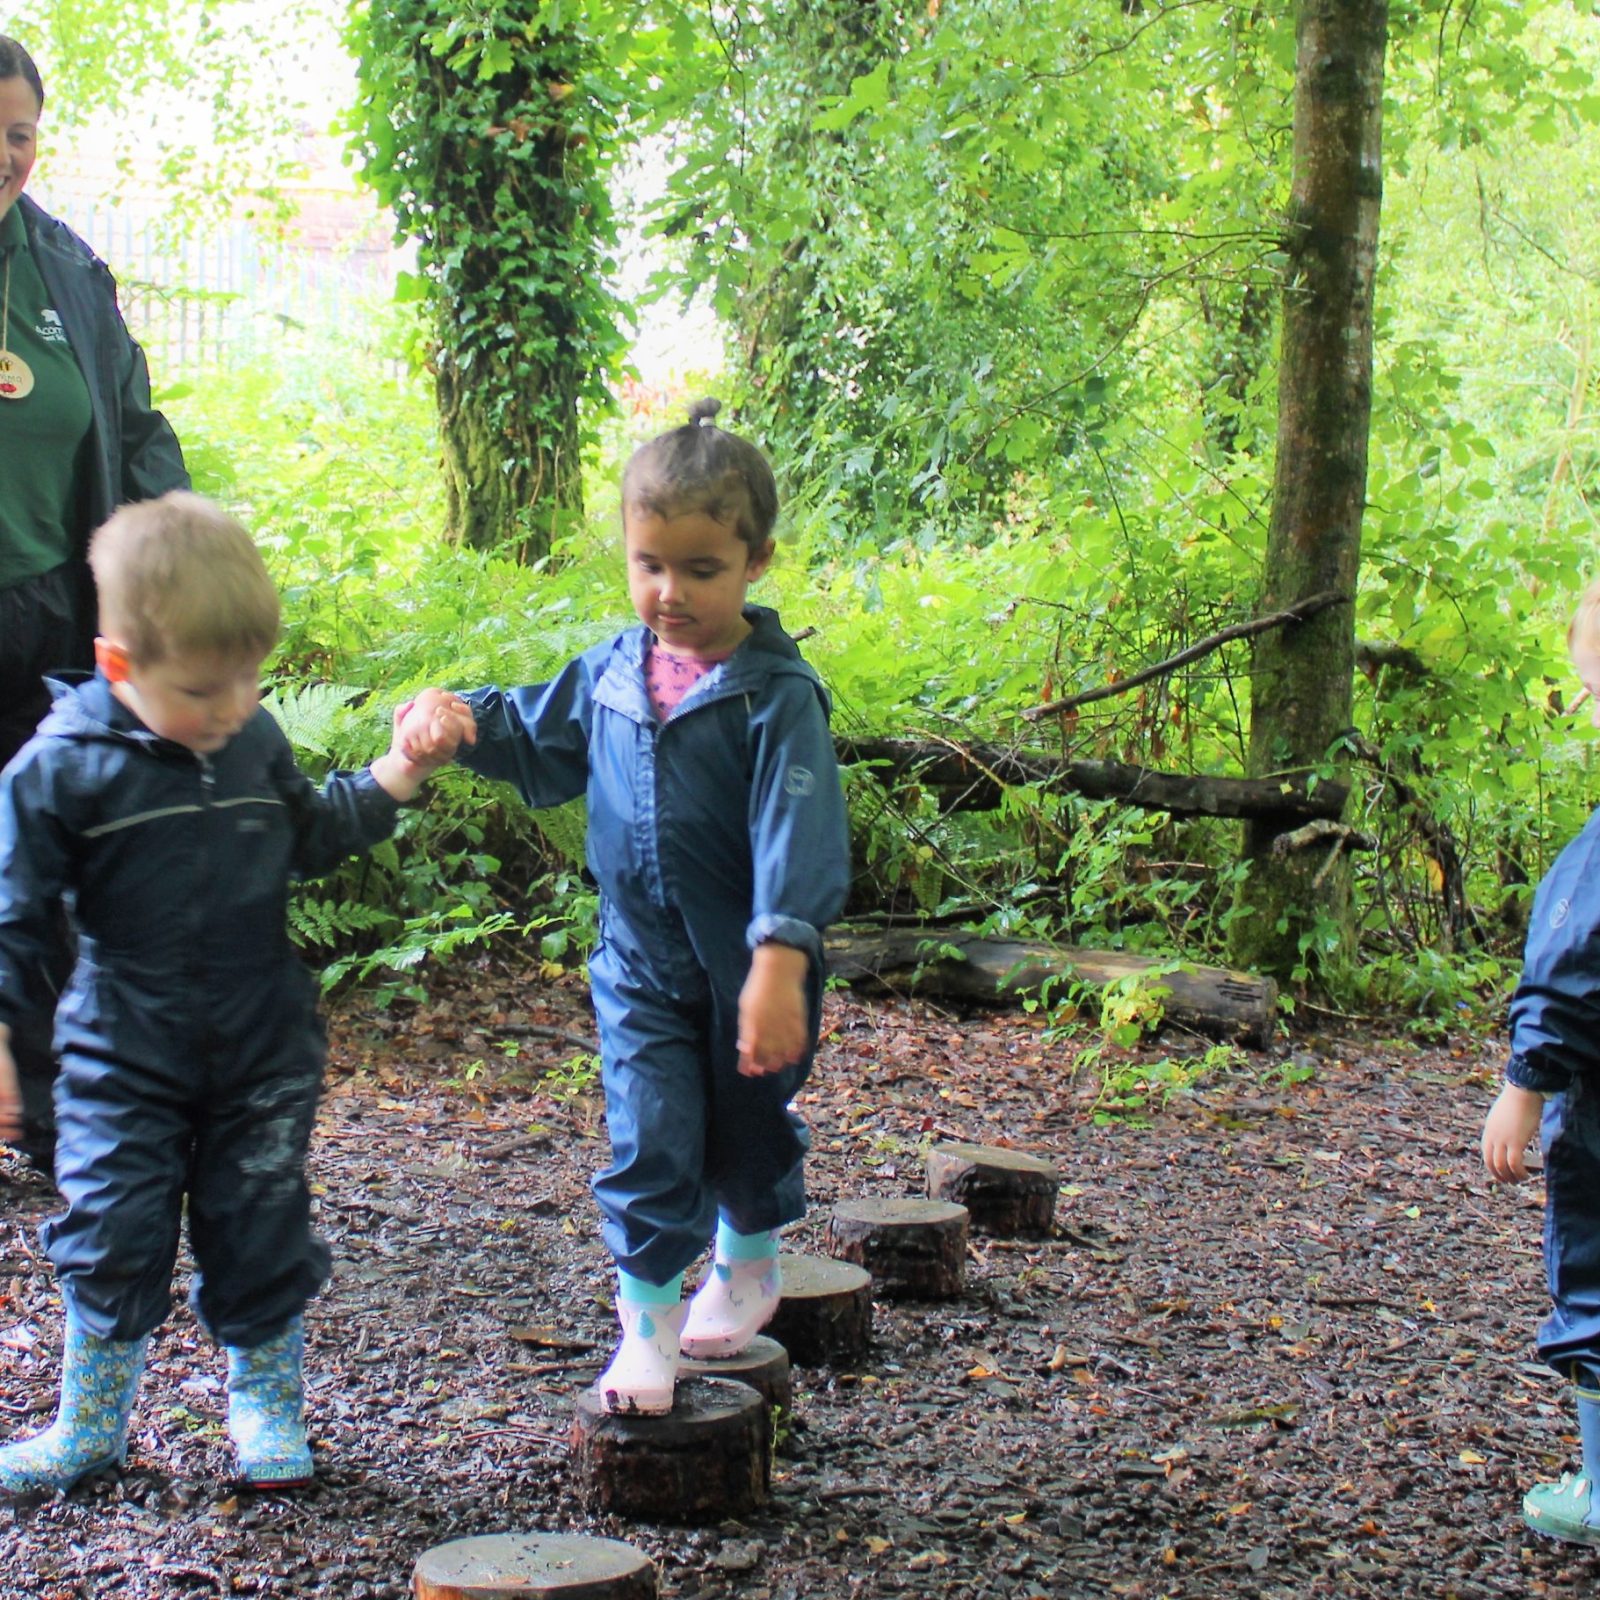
[460,605,850,978]
[0,672,400,1052]
[1506,805,1600,1094]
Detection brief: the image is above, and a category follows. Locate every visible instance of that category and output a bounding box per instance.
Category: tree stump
[825,1198,969,1299]
[413,1532,656,1599]
[925,1143,1060,1238]
[678,1333,793,1420]
[764,1253,873,1367]
[569,1377,769,1522]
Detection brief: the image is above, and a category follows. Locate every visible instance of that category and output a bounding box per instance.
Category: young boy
[0,491,469,1495]
[1482,578,1600,1544]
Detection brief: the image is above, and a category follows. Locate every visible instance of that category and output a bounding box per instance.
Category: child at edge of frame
[0,490,473,1497]
[1483,575,1600,1547]
[399,396,851,1415]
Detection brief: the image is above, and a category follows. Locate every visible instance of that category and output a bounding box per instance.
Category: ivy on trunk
[351,0,628,559]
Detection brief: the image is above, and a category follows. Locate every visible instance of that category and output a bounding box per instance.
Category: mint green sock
[616,1269,684,1307]
[716,1221,778,1261]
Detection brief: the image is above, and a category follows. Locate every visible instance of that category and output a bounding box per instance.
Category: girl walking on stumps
[1484,577,1600,1545]
[401,399,851,1413]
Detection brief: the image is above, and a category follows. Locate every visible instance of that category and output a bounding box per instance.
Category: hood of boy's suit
[38,671,189,754]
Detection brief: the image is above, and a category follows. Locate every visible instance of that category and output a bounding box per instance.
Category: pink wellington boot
[680,1254,782,1359]
[597,1300,688,1415]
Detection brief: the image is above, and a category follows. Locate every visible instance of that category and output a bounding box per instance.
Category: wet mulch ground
[2,952,1597,1599]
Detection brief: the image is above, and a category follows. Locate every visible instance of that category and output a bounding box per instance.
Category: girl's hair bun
[687,397,722,426]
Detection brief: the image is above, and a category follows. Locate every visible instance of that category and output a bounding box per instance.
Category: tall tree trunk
[429,58,588,561]
[1230,0,1388,981]
[354,3,624,561]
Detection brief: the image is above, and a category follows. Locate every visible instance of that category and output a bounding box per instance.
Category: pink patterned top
[644,644,732,721]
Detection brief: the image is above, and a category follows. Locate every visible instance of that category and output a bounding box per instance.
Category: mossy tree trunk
[354,3,626,561]
[1230,0,1389,981]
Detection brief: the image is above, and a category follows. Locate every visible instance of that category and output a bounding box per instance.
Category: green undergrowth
[160,229,1598,1029]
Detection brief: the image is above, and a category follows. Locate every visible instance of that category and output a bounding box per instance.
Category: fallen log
[834,736,1347,823]
[825,928,1276,1048]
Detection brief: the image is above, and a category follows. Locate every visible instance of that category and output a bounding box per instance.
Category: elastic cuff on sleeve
[1506,1053,1573,1095]
[747,914,822,961]
[351,766,403,816]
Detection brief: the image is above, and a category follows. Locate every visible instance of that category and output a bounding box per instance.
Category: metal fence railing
[31,186,408,377]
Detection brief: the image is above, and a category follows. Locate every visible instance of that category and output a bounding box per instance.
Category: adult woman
[0,36,189,1172]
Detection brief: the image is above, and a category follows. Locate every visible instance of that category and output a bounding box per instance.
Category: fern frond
[264,683,365,759]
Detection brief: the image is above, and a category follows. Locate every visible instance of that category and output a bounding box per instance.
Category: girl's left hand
[0,1029,21,1145]
[737,944,810,1077]
[1482,1082,1543,1182]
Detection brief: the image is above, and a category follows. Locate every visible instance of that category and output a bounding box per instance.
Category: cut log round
[569,1377,769,1523]
[825,1198,969,1300]
[412,1532,656,1599]
[764,1253,873,1367]
[678,1333,793,1420]
[925,1143,1059,1238]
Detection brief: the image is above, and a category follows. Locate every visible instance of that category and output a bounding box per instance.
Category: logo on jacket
[36,308,68,345]
[1551,897,1571,929]
[784,765,816,797]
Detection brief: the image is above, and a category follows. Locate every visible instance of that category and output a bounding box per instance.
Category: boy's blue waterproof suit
[1507,806,1600,1379]
[461,606,850,1285]
[0,674,400,1347]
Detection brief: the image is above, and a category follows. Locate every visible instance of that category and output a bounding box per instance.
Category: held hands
[737,943,811,1078]
[1482,1082,1544,1182]
[397,689,477,771]
[0,1027,20,1145]
[370,689,477,804]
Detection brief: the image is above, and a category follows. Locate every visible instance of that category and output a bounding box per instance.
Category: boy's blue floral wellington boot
[0,1316,147,1496]
[225,1316,314,1486]
[1523,1377,1600,1545]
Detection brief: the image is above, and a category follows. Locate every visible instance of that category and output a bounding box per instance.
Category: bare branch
[1022,590,1350,722]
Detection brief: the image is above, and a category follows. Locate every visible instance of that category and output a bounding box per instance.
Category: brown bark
[925,1144,1061,1240]
[826,929,1278,1048]
[825,1199,970,1300]
[836,737,1348,822]
[1232,0,1389,979]
[765,1254,874,1367]
[569,1378,770,1522]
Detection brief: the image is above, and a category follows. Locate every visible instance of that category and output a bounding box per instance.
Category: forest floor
[2,950,1597,1600]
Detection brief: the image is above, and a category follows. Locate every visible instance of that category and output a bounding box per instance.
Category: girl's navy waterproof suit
[462,606,850,1285]
[0,674,400,1347]
[1507,805,1600,1381]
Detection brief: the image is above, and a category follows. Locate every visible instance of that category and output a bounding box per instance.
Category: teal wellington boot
[1524,1378,1600,1545]
[225,1316,314,1486]
[0,1316,147,1497]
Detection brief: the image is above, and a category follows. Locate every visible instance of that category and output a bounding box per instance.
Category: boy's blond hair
[1571,579,1600,658]
[89,492,280,667]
